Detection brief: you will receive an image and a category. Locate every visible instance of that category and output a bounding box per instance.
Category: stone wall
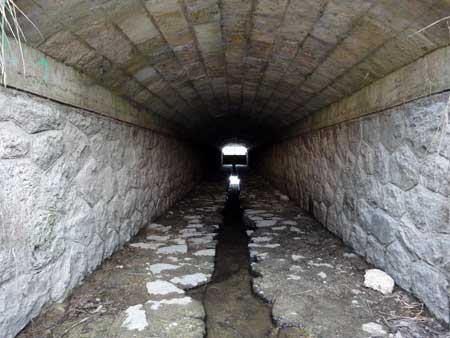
[0,88,205,338]
[253,92,450,323]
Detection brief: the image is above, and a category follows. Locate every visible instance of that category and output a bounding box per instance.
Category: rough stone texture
[14,0,450,142]
[0,88,205,338]
[254,92,450,323]
[17,169,224,338]
[241,173,449,338]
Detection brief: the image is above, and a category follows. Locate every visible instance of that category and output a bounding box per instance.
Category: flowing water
[189,172,275,338]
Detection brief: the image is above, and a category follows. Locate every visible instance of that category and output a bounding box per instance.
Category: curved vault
[15,0,450,145]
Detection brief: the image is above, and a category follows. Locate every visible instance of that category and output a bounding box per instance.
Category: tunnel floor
[18,171,449,338]
[189,174,276,338]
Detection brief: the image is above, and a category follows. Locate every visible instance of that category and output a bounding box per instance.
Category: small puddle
[189,174,275,338]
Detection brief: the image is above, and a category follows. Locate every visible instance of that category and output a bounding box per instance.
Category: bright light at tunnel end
[222,145,247,156]
[229,175,240,186]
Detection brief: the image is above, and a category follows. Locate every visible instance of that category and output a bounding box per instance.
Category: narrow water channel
[189,172,275,338]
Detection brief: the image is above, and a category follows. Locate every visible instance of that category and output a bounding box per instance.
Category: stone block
[368,208,398,245]
[11,97,65,133]
[412,261,449,323]
[350,224,367,256]
[381,184,405,218]
[380,108,406,152]
[389,145,419,191]
[30,131,64,170]
[117,11,159,45]
[366,236,386,268]
[0,121,30,159]
[404,185,449,234]
[385,240,413,291]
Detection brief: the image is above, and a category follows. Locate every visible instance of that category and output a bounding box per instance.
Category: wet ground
[17,169,450,338]
[189,176,275,338]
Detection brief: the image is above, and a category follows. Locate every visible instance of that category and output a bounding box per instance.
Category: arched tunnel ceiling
[16,0,450,145]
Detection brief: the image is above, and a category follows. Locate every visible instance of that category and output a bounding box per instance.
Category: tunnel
[0,0,450,337]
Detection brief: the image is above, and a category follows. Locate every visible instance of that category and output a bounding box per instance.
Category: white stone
[146,280,184,295]
[287,274,301,280]
[245,209,266,214]
[122,304,148,331]
[147,297,193,310]
[343,253,358,258]
[255,220,277,228]
[147,223,164,229]
[187,223,204,228]
[318,272,327,279]
[364,269,395,295]
[282,220,297,225]
[362,322,387,336]
[308,261,334,269]
[291,254,305,261]
[252,236,273,243]
[148,263,180,274]
[193,249,216,256]
[272,226,287,231]
[179,228,205,238]
[280,194,290,201]
[171,238,187,245]
[248,243,280,248]
[146,235,170,241]
[156,244,188,255]
[129,242,163,250]
[188,236,214,245]
[147,223,172,232]
[170,273,208,288]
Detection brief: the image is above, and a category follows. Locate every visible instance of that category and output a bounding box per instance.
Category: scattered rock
[157,244,188,255]
[364,269,395,295]
[362,322,387,336]
[148,263,180,274]
[146,280,184,295]
[170,273,208,288]
[121,304,148,331]
[317,272,327,279]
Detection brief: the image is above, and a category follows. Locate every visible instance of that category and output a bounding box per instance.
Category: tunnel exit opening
[221,144,248,167]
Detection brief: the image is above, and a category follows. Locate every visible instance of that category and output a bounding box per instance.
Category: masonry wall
[254,92,450,323]
[0,88,205,338]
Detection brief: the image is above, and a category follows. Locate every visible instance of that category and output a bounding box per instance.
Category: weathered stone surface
[11,96,65,133]
[412,261,450,323]
[0,88,205,338]
[30,131,64,170]
[385,242,414,289]
[389,145,419,190]
[404,185,449,234]
[254,92,450,323]
[368,209,398,246]
[0,121,30,159]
